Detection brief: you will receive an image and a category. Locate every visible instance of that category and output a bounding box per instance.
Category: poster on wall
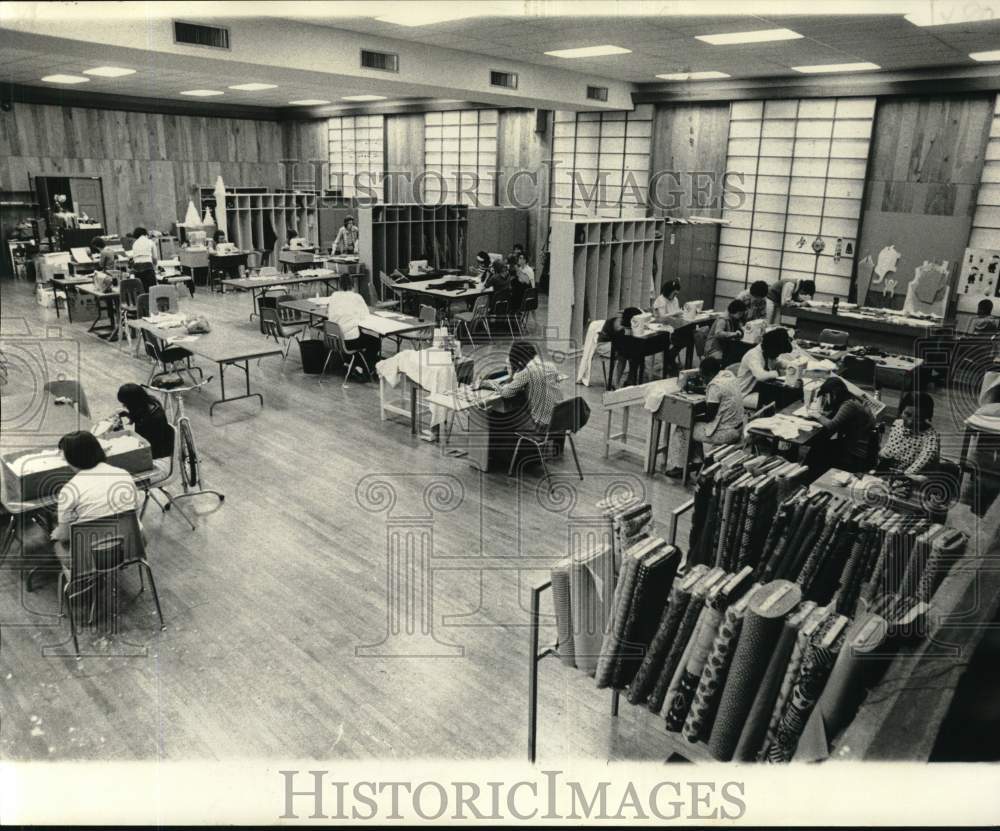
[956,247,1000,312]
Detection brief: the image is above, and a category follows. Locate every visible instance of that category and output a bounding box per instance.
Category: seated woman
[326,274,380,374]
[653,279,682,320]
[208,229,227,251]
[89,236,119,273]
[804,376,877,478]
[600,307,643,388]
[483,257,512,312]
[510,251,535,313]
[736,280,774,323]
[115,383,173,462]
[737,327,796,409]
[878,391,940,476]
[665,357,745,478]
[49,431,140,568]
[705,298,747,363]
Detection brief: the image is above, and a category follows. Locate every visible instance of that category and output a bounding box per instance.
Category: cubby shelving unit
[197,187,320,264]
[358,204,528,298]
[548,217,665,347]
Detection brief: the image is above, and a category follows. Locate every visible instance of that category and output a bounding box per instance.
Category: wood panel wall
[1,102,287,235]
[384,114,425,203]
[497,109,550,271]
[648,102,731,219]
[856,94,995,306]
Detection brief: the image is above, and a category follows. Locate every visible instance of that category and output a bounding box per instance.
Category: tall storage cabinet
[548,217,665,347]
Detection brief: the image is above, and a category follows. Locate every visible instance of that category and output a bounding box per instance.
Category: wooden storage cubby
[549,217,665,347]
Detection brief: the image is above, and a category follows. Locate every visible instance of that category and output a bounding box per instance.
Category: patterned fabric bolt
[648,595,707,713]
[629,583,693,705]
[707,580,802,761]
[664,606,723,731]
[569,544,615,675]
[550,560,576,667]
[594,546,645,688]
[682,600,749,743]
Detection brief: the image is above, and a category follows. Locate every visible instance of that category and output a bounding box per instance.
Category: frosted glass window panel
[727,156,760,176]
[754,193,791,214]
[729,120,763,138]
[833,119,874,139]
[797,120,834,139]
[760,138,795,157]
[790,178,827,197]
[752,229,784,250]
[751,212,786,233]
[758,156,793,176]
[718,245,751,266]
[823,198,862,220]
[720,227,753,249]
[836,98,876,119]
[731,101,764,120]
[602,120,627,138]
[798,99,836,118]
[763,119,796,138]
[442,111,461,125]
[765,100,798,118]
[757,175,791,195]
[825,179,864,200]
[794,138,832,158]
[729,138,763,157]
[830,139,871,158]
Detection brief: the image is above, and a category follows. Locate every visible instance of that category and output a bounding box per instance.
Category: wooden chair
[117,278,143,351]
[55,511,165,658]
[320,320,371,388]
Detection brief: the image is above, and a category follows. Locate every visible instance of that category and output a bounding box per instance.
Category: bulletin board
[955,247,1000,313]
[853,210,970,309]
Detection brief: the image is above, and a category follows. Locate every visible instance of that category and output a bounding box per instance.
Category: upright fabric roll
[707,579,802,761]
[794,613,888,762]
[916,528,966,602]
[628,567,706,705]
[647,569,725,713]
[611,546,679,689]
[682,590,755,744]
[569,544,615,675]
[808,516,860,606]
[764,614,848,763]
[594,542,647,687]
[732,599,817,762]
[834,517,876,616]
[664,605,723,731]
[550,559,576,667]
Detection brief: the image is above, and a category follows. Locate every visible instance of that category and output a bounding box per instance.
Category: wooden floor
[0,279,993,762]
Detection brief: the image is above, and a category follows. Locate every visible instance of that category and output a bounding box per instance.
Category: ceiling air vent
[361,49,399,72]
[490,70,518,89]
[174,20,230,49]
[587,85,609,102]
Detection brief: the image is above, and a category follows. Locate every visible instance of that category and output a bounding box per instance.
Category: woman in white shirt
[50,431,140,568]
[129,226,158,291]
[325,274,379,374]
[653,279,682,319]
[737,327,797,408]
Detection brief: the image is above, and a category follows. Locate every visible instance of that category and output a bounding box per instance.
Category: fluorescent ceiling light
[793,61,881,73]
[374,8,482,26]
[342,94,387,101]
[970,50,1000,62]
[41,74,90,84]
[180,89,224,97]
[545,44,631,58]
[905,4,996,26]
[656,70,731,81]
[83,66,135,77]
[696,28,802,45]
[228,83,278,91]
[289,99,331,106]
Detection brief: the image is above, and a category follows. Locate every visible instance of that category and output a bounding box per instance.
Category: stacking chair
[744,402,777,454]
[149,284,179,315]
[138,424,195,531]
[117,278,143,351]
[244,250,263,279]
[261,299,309,361]
[819,328,850,348]
[375,270,403,311]
[141,329,203,386]
[320,320,371,388]
[516,288,539,336]
[507,397,589,489]
[398,304,437,350]
[43,379,91,417]
[489,296,517,338]
[452,295,491,344]
[56,511,165,658]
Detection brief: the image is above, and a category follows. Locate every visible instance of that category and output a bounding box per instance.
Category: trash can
[299,339,330,374]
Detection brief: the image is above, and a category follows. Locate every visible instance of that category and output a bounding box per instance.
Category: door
[70,177,106,228]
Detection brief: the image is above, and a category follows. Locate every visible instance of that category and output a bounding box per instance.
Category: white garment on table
[326,290,369,341]
[376,347,458,427]
[577,319,606,386]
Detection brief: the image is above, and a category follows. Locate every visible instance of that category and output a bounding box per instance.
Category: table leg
[604,411,613,459]
[958,425,974,492]
[646,417,662,475]
[209,359,265,415]
[410,384,418,435]
[681,415,694,486]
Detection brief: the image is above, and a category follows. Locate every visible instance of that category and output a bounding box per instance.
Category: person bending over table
[90,236,119,273]
[665,356,745,479]
[705,298,747,363]
[967,298,999,335]
[130,226,158,292]
[326,274,380,376]
[804,376,876,479]
[877,391,940,476]
[767,278,815,323]
[653,279,682,319]
[49,431,140,569]
[738,327,801,409]
[333,216,359,254]
[114,383,173,462]
[600,307,644,388]
[736,280,774,323]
